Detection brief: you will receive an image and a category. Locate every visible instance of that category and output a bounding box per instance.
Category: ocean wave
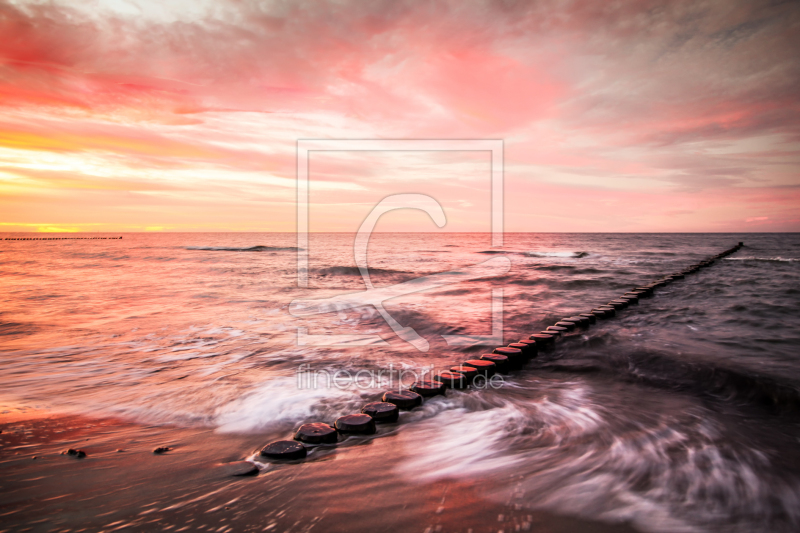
[316,266,410,276]
[523,336,800,414]
[397,385,800,533]
[725,256,800,262]
[524,417,800,533]
[476,250,589,258]
[0,321,36,336]
[186,245,302,252]
[534,264,603,273]
[527,251,590,258]
[213,377,359,433]
[611,351,800,414]
[398,402,531,480]
[397,387,603,482]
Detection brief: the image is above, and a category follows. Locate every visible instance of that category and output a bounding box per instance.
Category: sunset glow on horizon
[1,0,799,233]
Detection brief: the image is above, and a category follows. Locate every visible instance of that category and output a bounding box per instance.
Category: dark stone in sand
[382,390,422,409]
[294,422,338,444]
[481,354,509,373]
[61,448,86,458]
[335,414,377,434]
[450,365,479,380]
[153,446,172,454]
[410,379,446,397]
[463,359,496,377]
[361,402,400,422]
[435,371,467,389]
[260,440,307,460]
[219,461,259,477]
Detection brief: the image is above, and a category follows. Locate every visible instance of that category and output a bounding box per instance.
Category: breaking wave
[526,251,590,258]
[316,266,410,276]
[725,256,799,263]
[476,250,590,258]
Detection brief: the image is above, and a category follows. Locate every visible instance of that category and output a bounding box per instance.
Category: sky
[0,0,799,233]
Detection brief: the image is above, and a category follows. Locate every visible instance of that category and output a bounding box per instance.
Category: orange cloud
[0,0,798,232]
[0,128,214,159]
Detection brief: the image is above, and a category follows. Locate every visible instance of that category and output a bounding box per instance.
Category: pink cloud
[0,0,798,231]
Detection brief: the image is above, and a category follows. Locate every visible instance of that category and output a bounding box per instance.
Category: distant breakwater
[4,236,123,240]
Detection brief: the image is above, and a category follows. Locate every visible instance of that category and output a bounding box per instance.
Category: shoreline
[0,408,641,533]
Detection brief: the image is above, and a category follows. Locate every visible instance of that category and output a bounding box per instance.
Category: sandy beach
[1,405,642,533]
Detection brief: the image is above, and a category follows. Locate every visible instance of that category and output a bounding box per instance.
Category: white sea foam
[398,387,602,481]
[526,251,590,258]
[396,386,800,533]
[399,402,528,479]
[213,376,357,433]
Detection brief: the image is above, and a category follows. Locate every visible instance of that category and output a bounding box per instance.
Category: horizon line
[0,231,795,235]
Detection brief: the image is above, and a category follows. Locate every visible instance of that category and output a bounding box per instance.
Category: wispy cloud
[0,0,798,231]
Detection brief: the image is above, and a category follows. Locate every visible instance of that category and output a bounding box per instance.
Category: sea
[1,232,799,533]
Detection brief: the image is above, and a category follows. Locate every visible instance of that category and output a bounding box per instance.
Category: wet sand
[0,407,641,533]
